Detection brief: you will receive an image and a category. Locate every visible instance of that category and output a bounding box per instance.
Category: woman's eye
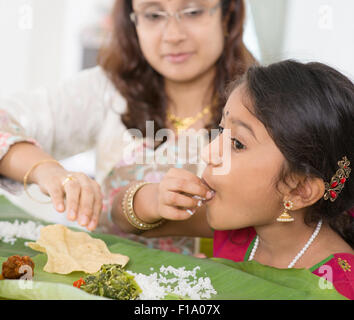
[144,12,164,21]
[183,8,204,17]
[231,138,246,151]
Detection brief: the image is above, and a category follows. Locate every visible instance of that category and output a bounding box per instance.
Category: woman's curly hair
[98,0,255,137]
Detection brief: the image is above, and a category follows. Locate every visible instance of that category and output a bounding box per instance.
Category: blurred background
[0,0,353,225]
[1,0,353,97]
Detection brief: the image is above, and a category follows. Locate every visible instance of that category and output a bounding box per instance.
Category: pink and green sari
[214,227,354,300]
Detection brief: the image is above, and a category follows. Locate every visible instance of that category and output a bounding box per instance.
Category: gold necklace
[167,104,211,131]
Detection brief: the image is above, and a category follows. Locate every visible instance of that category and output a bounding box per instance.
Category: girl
[111,60,354,299]
[0,0,254,254]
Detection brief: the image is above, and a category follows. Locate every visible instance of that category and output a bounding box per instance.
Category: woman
[111,60,354,299]
[0,0,254,254]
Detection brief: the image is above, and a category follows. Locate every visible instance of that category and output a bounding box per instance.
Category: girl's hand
[155,168,213,221]
[30,162,103,231]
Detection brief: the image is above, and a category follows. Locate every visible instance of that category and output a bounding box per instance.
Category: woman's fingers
[36,166,103,230]
[47,184,66,213]
[72,174,102,229]
[87,183,103,231]
[63,179,80,221]
[76,184,95,227]
[59,173,102,230]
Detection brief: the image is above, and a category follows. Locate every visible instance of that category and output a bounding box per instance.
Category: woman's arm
[0,67,114,230]
[109,170,214,239]
[0,66,110,161]
[0,140,103,231]
[0,142,60,184]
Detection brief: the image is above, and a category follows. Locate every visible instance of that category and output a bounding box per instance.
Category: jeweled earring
[277,200,295,222]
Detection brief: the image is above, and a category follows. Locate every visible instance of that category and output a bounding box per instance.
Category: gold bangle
[23,159,62,204]
[122,181,164,231]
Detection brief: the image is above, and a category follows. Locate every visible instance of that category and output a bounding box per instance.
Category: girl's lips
[201,177,215,192]
[200,177,216,202]
[164,52,193,63]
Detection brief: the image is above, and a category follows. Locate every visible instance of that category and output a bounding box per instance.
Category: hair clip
[324,156,351,202]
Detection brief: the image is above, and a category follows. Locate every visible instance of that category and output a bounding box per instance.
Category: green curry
[80,264,142,300]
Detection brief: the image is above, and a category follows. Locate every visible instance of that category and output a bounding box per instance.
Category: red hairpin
[324,156,351,202]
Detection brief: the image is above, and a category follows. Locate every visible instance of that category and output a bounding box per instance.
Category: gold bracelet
[23,159,62,204]
[122,181,164,231]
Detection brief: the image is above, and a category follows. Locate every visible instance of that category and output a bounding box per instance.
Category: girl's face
[201,85,287,230]
[132,0,224,82]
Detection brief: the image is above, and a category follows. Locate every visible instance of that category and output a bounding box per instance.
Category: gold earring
[277,200,295,222]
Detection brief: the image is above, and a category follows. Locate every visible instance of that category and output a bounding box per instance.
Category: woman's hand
[30,162,103,231]
[153,168,213,221]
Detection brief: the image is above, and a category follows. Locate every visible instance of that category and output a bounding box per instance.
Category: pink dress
[214,228,354,300]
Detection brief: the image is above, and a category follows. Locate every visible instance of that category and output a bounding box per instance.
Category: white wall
[60,0,114,80]
[249,0,354,79]
[0,0,113,96]
[281,0,354,80]
[0,0,68,94]
[248,0,288,63]
[0,0,111,224]
[0,0,32,95]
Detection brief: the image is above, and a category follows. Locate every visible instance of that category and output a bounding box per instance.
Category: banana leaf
[0,196,347,300]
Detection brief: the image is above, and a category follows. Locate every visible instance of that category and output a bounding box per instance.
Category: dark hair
[232,60,354,248]
[98,0,255,137]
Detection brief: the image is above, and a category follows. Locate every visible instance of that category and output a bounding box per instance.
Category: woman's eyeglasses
[130,1,222,30]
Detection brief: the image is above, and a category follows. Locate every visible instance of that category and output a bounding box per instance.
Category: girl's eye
[231,138,246,151]
[218,125,246,151]
[217,125,224,134]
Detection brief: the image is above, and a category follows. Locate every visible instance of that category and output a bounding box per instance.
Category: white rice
[128,265,217,300]
[0,220,43,245]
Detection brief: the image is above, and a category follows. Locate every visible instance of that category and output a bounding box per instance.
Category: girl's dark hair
[233,60,354,248]
[98,0,255,137]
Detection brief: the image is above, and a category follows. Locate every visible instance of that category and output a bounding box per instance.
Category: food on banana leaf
[1,255,34,279]
[27,225,129,274]
[78,264,142,300]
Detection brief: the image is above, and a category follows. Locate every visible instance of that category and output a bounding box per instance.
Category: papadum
[28,224,129,274]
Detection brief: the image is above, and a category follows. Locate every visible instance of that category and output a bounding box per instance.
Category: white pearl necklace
[248,219,323,268]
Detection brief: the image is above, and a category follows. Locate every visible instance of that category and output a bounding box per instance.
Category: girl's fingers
[157,168,211,221]
[160,205,196,221]
[166,168,201,182]
[163,190,199,209]
[165,178,210,199]
[166,168,210,193]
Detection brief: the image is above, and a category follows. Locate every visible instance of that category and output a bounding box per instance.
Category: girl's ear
[287,176,326,210]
